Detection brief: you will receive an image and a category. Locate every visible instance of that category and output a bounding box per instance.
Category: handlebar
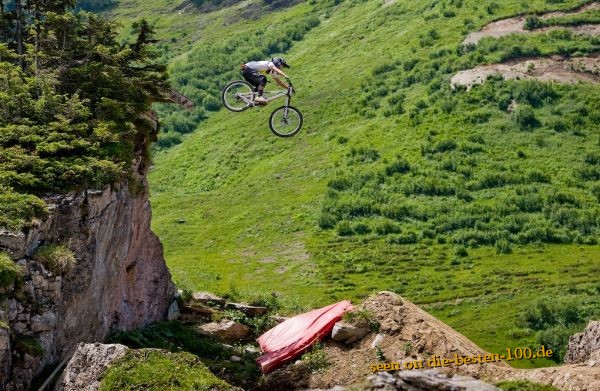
[286,78,295,94]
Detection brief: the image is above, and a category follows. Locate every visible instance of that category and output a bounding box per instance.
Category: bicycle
[221,78,303,138]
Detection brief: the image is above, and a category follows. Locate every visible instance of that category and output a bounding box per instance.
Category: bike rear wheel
[222,81,253,112]
[269,106,303,138]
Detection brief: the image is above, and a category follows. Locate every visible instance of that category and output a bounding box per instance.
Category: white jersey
[245,60,275,73]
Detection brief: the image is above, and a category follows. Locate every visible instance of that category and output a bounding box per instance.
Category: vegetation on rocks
[33,244,76,274]
[0,252,21,290]
[99,350,238,391]
[0,1,168,231]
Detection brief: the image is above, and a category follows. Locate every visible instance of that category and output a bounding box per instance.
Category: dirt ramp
[290,292,511,389]
[451,55,600,89]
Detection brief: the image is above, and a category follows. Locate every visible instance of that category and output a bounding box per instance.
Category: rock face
[57,343,129,391]
[0,148,176,390]
[565,321,600,366]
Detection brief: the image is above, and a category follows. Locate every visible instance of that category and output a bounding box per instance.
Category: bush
[0,252,22,290]
[525,16,544,30]
[33,244,77,274]
[385,158,411,176]
[375,221,401,235]
[318,213,337,229]
[388,231,417,244]
[512,105,540,130]
[301,343,329,373]
[336,221,354,236]
[156,132,183,149]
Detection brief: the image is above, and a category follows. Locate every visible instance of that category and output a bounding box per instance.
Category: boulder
[565,320,600,365]
[312,370,500,391]
[198,320,251,343]
[191,292,226,306]
[225,302,268,316]
[30,311,57,333]
[367,370,500,391]
[182,304,214,315]
[331,321,369,344]
[58,343,128,391]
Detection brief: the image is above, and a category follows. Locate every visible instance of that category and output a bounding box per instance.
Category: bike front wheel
[269,106,303,138]
[222,81,253,112]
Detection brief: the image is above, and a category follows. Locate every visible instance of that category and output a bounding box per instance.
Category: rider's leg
[254,76,269,105]
[257,75,267,96]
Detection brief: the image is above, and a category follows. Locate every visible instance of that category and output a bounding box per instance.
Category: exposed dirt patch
[259,292,600,391]
[451,54,600,89]
[464,2,600,45]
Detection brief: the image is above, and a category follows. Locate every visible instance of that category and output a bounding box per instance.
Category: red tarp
[256,300,354,373]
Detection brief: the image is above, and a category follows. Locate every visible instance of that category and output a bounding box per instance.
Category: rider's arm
[272,76,289,89]
[269,64,288,78]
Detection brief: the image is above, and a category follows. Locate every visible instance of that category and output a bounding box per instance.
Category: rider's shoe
[254,96,268,105]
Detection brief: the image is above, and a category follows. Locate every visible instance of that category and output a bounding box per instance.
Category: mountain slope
[146,0,600,368]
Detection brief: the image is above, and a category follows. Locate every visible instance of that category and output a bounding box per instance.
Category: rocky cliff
[0,146,176,390]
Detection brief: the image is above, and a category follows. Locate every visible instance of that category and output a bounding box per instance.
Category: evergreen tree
[0,3,169,230]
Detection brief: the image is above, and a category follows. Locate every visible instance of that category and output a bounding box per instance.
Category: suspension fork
[284,92,291,117]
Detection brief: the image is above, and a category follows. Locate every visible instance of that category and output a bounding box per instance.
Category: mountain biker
[240,57,290,105]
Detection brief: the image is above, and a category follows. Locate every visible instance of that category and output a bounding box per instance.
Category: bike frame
[236,86,293,107]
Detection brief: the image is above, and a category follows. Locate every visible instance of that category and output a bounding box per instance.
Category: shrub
[512,104,539,130]
[348,146,380,164]
[353,222,371,235]
[525,16,544,30]
[318,213,337,229]
[301,343,329,373]
[454,246,469,257]
[0,252,22,289]
[336,221,354,236]
[33,244,77,274]
[495,239,513,254]
[385,158,411,176]
[14,335,44,357]
[388,232,418,244]
[375,221,401,235]
[156,132,183,149]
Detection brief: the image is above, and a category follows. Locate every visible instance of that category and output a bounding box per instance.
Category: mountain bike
[221,79,303,138]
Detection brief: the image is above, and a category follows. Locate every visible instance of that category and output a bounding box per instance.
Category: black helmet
[272,57,290,68]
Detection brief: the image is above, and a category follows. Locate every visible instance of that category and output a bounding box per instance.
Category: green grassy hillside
[139,0,600,368]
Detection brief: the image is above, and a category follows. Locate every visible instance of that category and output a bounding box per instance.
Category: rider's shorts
[241,66,268,88]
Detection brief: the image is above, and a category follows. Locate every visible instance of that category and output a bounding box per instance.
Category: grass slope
[144,0,600,368]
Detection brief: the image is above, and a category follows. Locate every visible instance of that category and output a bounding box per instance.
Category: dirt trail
[451,54,600,89]
[463,2,600,45]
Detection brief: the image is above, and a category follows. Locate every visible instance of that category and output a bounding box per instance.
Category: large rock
[331,322,369,344]
[192,292,226,306]
[198,320,252,343]
[58,343,128,391]
[31,311,58,332]
[308,370,499,391]
[565,320,600,365]
[367,370,500,391]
